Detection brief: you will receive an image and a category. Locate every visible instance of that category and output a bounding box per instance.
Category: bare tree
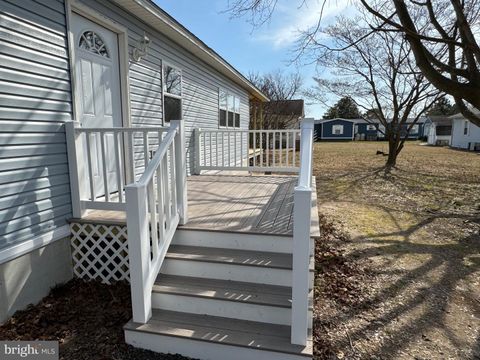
[226,0,480,126]
[248,70,304,130]
[359,0,480,126]
[305,14,441,168]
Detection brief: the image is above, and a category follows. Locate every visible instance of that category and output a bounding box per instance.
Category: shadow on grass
[320,207,480,358]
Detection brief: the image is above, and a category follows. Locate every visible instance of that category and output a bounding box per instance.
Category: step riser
[173,230,296,254]
[125,330,310,360]
[152,292,309,326]
[161,259,312,287]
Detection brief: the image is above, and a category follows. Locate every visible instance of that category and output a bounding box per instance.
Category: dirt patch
[313,142,480,359]
[0,279,193,360]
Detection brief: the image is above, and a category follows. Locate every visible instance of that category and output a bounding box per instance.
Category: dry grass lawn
[313,141,480,359]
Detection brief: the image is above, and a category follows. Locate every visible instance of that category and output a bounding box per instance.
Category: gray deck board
[153,274,292,308]
[124,310,312,356]
[75,174,320,237]
[166,245,293,269]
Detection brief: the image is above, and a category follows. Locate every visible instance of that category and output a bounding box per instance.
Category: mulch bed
[0,279,192,360]
[313,215,372,359]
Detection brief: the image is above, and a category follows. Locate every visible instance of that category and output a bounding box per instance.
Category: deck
[78,173,319,237]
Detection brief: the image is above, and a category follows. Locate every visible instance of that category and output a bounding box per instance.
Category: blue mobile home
[355,121,380,140]
[377,121,426,140]
[317,118,355,140]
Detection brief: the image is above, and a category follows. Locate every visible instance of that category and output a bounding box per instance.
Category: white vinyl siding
[79,0,250,174]
[0,0,73,251]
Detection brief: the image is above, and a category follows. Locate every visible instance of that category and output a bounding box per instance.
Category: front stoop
[124,229,314,360]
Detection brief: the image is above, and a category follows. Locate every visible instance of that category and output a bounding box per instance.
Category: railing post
[172,120,188,224]
[125,184,152,323]
[291,117,315,346]
[194,128,201,175]
[65,121,84,218]
[291,187,312,345]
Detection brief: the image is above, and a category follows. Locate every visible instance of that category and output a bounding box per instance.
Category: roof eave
[111,0,269,102]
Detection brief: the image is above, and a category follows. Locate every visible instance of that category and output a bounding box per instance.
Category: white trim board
[0,225,71,265]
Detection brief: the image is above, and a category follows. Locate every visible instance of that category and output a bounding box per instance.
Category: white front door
[72,13,123,199]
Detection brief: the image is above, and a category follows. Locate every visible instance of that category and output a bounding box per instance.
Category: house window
[464,120,469,135]
[332,124,344,135]
[366,124,376,131]
[410,124,419,134]
[79,31,109,58]
[163,64,182,123]
[219,89,240,128]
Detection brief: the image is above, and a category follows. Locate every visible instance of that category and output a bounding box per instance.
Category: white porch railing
[66,120,187,324]
[291,118,314,345]
[65,122,168,217]
[126,120,188,324]
[194,129,301,173]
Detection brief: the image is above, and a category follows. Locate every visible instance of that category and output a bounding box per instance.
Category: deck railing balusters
[194,128,301,173]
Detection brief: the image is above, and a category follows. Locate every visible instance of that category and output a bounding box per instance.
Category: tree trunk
[386,139,398,169]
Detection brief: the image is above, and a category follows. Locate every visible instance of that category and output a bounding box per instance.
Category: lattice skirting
[70,222,129,284]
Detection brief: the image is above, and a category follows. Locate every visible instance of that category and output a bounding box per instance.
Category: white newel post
[125,184,152,323]
[172,120,188,224]
[291,118,314,346]
[193,128,201,175]
[65,121,84,218]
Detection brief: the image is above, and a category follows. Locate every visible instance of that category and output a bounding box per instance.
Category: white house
[425,116,452,146]
[0,1,316,359]
[450,111,480,150]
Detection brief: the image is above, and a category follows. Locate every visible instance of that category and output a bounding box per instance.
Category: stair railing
[126,120,188,324]
[291,118,314,345]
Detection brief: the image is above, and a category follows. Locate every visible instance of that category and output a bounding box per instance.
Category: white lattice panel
[70,222,130,284]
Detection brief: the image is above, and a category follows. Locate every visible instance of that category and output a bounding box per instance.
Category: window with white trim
[464,120,469,135]
[366,124,376,131]
[410,124,419,133]
[219,89,240,128]
[163,64,182,123]
[332,124,344,135]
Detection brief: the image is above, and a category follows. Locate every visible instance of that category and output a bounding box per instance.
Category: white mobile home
[0,1,316,359]
[451,112,480,150]
[425,116,452,146]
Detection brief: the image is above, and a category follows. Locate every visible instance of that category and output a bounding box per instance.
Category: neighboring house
[315,118,357,140]
[450,111,480,150]
[261,99,305,129]
[315,118,425,141]
[424,116,452,146]
[354,119,380,140]
[0,1,316,359]
[377,120,426,140]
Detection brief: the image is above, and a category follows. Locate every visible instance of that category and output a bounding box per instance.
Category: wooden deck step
[124,310,312,360]
[161,245,314,287]
[166,245,293,269]
[151,275,313,326]
[153,274,293,308]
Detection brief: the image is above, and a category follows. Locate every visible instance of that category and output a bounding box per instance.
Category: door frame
[65,0,131,129]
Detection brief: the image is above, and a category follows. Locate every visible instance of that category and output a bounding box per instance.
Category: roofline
[111,0,269,102]
[315,118,361,124]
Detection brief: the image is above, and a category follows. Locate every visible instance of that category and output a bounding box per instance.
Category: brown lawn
[313,141,480,359]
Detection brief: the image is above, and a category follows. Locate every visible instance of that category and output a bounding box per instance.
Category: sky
[155,0,355,119]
